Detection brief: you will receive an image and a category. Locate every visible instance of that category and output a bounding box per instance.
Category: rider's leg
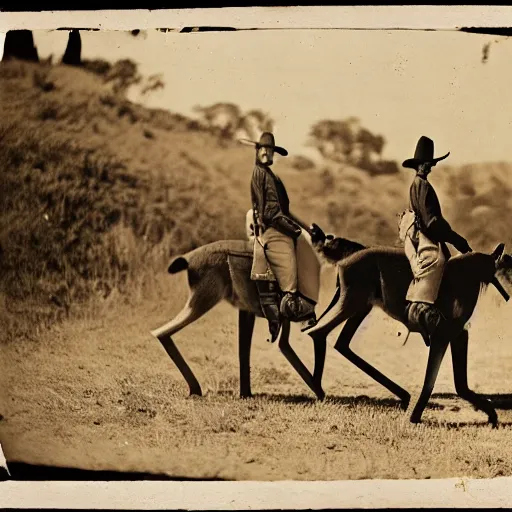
[256,280,282,343]
[406,301,447,347]
[405,245,447,347]
[262,228,316,322]
[261,228,298,293]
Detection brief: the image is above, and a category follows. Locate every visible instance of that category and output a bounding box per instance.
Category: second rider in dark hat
[401,136,472,345]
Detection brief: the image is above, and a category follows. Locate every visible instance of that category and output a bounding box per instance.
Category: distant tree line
[307,117,399,175]
[192,102,275,143]
[3,29,398,175]
[81,58,165,96]
[194,103,399,175]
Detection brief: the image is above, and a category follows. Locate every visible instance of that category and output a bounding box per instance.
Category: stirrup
[421,330,431,347]
[300,314,318,332]
[401,329,411,346]
[267,320,282,343]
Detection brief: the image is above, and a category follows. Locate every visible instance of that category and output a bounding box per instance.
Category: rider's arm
[414,180,471,253]
[427,217,471,253]
[261,172,302,239]
[424,202,472,254]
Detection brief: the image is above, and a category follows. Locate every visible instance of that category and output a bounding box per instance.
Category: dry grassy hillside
[1,58,511,342]
[437,162,512,251]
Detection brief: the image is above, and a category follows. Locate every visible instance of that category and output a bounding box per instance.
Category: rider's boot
[256,281,282,343]
[406,301,446,347]
[279,291,317,330]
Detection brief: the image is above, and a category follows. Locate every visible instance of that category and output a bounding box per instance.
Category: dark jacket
[409,175,468,260]
[250,162,302,239]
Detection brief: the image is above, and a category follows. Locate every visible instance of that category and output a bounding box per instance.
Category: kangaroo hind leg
[278,319,325,400]
[303,286,361,395]
[335,307,411,409]
[305,287,355,340]
[151,274,225,397]
[410,335,450,424]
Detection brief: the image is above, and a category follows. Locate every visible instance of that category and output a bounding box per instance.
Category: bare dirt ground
[2,267,512,481]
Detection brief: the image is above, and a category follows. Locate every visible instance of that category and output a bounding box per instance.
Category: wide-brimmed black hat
[402,136,450,169]
[238,132,288,156]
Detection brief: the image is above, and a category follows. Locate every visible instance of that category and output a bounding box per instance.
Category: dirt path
[2,271,512,480]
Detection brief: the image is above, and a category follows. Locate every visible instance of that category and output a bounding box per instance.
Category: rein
[491,276,510,302]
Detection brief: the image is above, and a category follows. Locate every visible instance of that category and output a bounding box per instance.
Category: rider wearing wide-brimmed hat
[240,132,318,340]
[401,136,472,345]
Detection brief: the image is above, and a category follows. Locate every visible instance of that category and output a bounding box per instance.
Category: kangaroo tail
[168,256,189,274]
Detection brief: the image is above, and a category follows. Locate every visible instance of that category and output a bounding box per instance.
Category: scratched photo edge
[1,6,512,510]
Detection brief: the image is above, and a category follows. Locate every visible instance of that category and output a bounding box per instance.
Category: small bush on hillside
[442,164,512,252]
[82,58,112,77]
[290,155,315,171]
[368,159,400,176]
[32,68,56,92]
[0,104,247,341]
[0,124,144,338]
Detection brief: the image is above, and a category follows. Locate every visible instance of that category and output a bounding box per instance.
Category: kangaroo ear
[492,243,505,261]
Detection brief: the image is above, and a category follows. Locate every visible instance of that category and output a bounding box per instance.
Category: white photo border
[2,5,512,510]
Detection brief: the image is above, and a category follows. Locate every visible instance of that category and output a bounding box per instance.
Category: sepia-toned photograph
[1,9,512,495]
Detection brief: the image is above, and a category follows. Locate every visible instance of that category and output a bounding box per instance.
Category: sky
[6,28,512,166]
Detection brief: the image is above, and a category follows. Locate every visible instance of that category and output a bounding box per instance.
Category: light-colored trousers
[246,210,321,304]
[404,231,446,304]
[399,210,446,305]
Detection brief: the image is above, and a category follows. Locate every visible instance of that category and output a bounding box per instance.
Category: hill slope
[1,58,511,341]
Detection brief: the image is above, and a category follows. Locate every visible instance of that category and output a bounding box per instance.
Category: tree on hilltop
[193,102,274,141]
[307,117,398,175]
[105,59,142,94]
[82,57,166,100]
